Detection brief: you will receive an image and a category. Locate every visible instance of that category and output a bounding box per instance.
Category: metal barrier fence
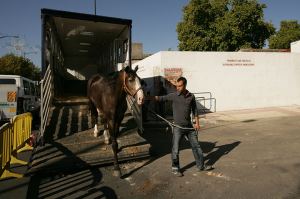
[0,113,33,180]
[193,92,217,113]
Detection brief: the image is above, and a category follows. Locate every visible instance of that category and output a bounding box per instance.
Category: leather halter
[123,70,142,97]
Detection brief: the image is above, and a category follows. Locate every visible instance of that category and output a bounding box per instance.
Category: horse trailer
[40,9,143,146]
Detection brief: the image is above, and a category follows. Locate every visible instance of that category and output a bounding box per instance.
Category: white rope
[127,95,197,139]
[148,109,195,130]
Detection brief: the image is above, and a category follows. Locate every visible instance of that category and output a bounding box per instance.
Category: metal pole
[129,25,132,68]
[94,0,96,15]
[41,14,46,76]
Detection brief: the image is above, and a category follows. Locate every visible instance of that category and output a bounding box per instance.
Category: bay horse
[87,65,144,177]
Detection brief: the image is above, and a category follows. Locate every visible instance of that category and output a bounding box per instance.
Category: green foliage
[177,0,275,51]
[0,54,41,80]
[269,20,300,49]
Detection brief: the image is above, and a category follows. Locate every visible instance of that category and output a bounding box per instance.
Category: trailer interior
[42,9,132,97]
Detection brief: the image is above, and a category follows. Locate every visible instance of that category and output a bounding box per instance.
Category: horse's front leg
[109,120,121,177]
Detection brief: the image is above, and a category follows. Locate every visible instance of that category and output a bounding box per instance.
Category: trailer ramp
[29,97,150,174]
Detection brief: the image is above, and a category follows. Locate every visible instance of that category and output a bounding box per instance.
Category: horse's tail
[87,75,101,126]
[88,95,98,126]
[87,74,101,97]
[87,75,94,97]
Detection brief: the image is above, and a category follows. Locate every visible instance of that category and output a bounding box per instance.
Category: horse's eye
[128,78,134,82]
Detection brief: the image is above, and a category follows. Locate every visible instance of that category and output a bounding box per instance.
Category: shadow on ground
[122,121,241,178]
[26,142,117,199]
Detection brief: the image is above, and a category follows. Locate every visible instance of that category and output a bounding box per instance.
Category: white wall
[135,52,162,94]
[291,40,300,53]
[135,52,162,78]
[134,51,300,111]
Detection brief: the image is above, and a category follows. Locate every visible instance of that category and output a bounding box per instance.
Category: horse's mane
[107,71,120,80]
[90,68,134,87]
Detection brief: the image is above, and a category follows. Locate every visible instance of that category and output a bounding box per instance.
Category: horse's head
[123,65,144,105]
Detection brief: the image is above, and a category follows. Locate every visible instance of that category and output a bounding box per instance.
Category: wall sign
[164,68,182,86]
[223,59,255,67]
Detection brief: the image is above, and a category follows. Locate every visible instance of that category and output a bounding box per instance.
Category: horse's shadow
[121,121,241,178]
[119,117,137,135]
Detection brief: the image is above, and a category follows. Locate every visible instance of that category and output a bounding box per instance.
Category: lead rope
[147,109,198,141]
[148,109,194,130]
[126,83,198,140]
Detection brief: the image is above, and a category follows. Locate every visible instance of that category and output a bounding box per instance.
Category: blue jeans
[171,126,204,170]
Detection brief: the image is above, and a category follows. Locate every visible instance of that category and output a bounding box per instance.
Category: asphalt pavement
[1,106,300,199]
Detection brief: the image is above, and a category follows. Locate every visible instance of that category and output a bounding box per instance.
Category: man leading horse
[149,76,212,177]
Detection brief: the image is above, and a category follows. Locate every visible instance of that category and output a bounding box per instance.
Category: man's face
[176,80,186,93]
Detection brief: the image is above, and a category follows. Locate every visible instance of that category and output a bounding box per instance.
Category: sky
[0,0,299,68]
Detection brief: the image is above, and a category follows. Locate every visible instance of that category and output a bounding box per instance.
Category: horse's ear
[124,65,130,72]
[134,65,139,72]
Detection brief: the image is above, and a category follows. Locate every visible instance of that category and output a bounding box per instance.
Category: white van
[0,75,40,122]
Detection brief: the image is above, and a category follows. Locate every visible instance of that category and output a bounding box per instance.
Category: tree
[0,54,41,80]
[177,0,275,51]
[269,20,300,49]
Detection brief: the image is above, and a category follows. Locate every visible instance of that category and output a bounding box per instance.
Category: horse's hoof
[94,132,99,137]
[112,170,121,177]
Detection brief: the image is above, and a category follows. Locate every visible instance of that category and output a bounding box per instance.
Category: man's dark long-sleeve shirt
[159,91,198,126]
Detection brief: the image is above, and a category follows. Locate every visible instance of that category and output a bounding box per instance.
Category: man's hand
[145,96,159,101]
[194,116,200,131]
[193,123,200,131]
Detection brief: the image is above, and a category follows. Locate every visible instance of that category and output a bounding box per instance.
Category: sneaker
[198,165,214,171]
[172,168,183,177]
